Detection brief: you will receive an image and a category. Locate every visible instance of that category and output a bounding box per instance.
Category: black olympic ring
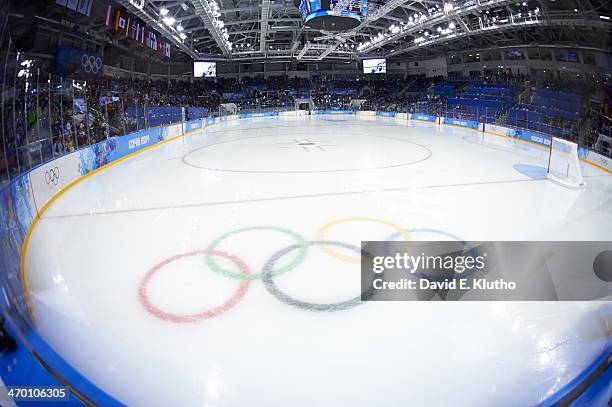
[261,240,378,312]
[44,167,60,186]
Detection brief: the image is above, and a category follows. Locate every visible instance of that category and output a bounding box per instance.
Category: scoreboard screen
[194,61,216,78]
[296,0,368,31]
[363,58,386,74]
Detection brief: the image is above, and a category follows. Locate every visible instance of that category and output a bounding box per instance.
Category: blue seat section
[448,98,504,109]
[534,88,581,108]
[532,95,576,113]
[444,83,516,120]
[511,103,578,121]
[441,105,501,123]
[506,117,566,137]
[433,84,455,96]
[523,89,582,121]
[465,90,514,106]
[508,106,544,123]
[502,88,581,138]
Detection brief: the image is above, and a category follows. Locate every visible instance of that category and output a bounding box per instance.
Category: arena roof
[73,0,612,62]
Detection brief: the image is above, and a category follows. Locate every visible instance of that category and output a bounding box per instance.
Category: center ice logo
[275,138,337,152]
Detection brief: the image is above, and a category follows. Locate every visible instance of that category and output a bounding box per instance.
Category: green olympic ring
[206,226,309,280]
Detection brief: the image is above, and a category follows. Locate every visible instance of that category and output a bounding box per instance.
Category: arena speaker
[293,0,368,31]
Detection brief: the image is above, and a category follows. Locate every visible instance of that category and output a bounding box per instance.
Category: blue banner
[411,114,437,122]
[442,117,479,129]
[313,110,356,115]
[507,128,551,147]
[185,120,203,133]
[237,112,280,118]
[376,111,397,117]
[114,128,165,159]
[56,47,103,77]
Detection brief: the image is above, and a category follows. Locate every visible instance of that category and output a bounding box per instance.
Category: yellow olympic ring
[315,217,411,263]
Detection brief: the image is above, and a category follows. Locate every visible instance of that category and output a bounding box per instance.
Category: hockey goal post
[547,137,586,189]
[219,103,238,115]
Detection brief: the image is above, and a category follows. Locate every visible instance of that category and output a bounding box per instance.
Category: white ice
[26,115,612,406]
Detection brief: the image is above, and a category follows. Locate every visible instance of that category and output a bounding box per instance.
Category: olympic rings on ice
[206,226,308,280]
[315,217,411,263]
[139,250,250,323]
[138,217,433,322]
[261,240,372,312]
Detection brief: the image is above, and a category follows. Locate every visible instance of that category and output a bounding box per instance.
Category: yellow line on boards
[19,122,222,320]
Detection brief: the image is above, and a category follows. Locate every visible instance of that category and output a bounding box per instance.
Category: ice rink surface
[25,115,612,405]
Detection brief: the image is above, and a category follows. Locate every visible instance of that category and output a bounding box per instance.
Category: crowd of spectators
[2,68,611,185]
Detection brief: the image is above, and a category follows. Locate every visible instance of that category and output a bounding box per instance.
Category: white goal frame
[219,103,238,115]
[547,137,586,189]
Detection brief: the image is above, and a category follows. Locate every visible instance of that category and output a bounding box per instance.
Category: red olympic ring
[138,250,251,323]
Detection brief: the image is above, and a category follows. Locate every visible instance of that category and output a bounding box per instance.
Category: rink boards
[0,110,610,405]
[4,110,612,319]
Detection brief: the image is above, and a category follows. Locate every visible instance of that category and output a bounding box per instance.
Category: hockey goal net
[219,103,238,115]
[547,137,586,189]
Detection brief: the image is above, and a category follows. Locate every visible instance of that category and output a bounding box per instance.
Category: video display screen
[363,58,386,74]
[297,0,367,22]
[194,61,216,78]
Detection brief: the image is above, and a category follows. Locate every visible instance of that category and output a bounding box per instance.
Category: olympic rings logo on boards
[81,55,103,74]
[137,217,469,324]
[44,167,60,186]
